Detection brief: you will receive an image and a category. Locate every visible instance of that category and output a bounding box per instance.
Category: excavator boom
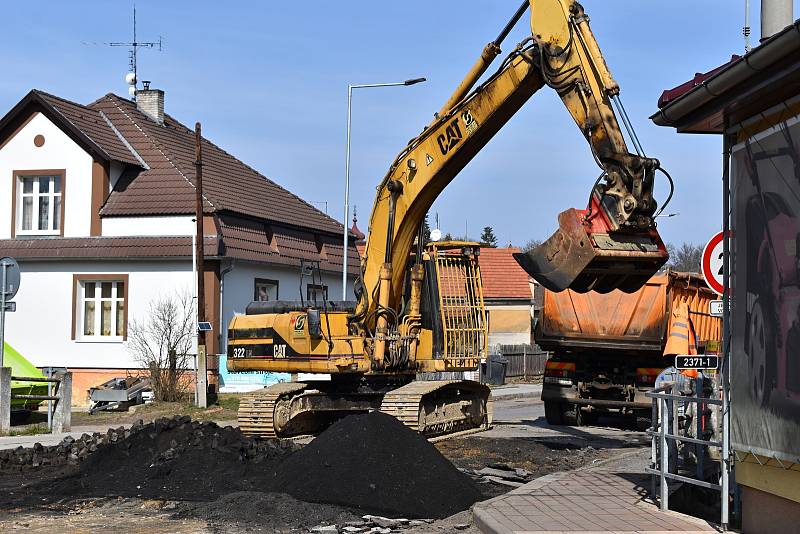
[356,0,668,332]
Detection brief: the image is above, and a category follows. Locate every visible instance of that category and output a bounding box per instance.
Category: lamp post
[342,77,427,299]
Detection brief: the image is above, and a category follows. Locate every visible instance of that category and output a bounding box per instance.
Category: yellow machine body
[230,0,672,438]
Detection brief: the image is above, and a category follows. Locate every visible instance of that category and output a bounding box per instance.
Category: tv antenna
[108,3,162,99]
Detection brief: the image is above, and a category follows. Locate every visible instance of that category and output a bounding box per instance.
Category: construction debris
[272,411,483,518]
[457,463,534,487]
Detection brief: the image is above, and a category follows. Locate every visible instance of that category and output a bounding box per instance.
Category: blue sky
[2,1,796,248]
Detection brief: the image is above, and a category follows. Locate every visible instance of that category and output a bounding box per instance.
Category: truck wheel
[636,416,652,432]
[544,401,564,425]
[562,404,582,426]
[582,410,599,426]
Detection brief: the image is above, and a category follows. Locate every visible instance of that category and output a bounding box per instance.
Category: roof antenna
[743,0,752,52]
[108,2,163,100]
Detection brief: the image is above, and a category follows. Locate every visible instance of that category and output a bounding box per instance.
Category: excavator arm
[354,0,669,336]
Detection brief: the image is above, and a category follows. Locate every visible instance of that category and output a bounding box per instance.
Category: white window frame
[15,174,63,236]
[76,279,127,343]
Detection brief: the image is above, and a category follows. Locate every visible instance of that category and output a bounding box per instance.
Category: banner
[731,112,800,462]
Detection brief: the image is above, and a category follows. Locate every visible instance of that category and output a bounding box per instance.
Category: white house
[0,87,358,404]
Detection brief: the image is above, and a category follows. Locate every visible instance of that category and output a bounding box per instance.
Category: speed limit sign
[701,231,725,295]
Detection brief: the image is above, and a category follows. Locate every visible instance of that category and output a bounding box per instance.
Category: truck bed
[536,271,719,354]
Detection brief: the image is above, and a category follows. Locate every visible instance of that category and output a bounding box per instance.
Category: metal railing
[0,367,72,434]
[646,380,729,530]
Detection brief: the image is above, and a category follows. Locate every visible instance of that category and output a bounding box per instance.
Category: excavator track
[380,380,493,438]
[237,382,308,438]
[238,379,492,439]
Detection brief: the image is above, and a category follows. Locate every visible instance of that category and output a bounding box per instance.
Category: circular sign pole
[0,257,21,369]
[701,231,725,295]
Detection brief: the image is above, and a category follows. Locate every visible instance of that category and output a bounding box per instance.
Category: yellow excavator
[228,0,671,438]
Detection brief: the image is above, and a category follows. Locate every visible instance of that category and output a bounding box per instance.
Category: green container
[4,342,48,410]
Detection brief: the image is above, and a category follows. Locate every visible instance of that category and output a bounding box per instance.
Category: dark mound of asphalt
[49,416,294,500]
[272,411,483,519]
[174,491,361,532]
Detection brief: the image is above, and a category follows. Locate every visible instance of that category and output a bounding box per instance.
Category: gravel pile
[14,416,297,500]
[272,411,483,519]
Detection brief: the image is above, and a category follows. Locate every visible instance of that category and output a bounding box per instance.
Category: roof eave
[651,19,800,133]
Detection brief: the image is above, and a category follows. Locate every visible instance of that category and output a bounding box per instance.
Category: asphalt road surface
[487,387,650,450]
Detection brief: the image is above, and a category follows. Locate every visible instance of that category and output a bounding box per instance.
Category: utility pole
[194,123,207,408]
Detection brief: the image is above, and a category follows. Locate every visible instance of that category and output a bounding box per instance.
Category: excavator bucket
[514,206,669,294]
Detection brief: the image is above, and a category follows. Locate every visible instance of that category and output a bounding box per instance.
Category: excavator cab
[515,195,669,294]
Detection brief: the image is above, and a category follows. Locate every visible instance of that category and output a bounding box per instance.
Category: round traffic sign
[701,232,724,295]
[0,257,20,300]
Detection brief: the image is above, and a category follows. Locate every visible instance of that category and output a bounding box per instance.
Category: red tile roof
[218,214,360,275]
[478,247,532,300]
[657,55,741,109]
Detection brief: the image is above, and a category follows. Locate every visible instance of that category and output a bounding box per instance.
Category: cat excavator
[227,0,671,438]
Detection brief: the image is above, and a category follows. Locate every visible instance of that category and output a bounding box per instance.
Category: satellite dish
[430,228,442,242]
[128,86,137,97]
[125,72,137,85]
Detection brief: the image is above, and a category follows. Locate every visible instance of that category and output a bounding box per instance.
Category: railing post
[0,367,10,434]
[660,396,669,511]
[651,393,658,501]
[52,372,71,433]
[46,367,53,432]
[721,378,729,530]
[695,376,705,481]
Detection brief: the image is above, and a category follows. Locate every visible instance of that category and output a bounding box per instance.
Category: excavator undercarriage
[237,378,492,439]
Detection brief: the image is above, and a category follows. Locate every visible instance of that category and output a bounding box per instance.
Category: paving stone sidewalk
[473,471,720,534]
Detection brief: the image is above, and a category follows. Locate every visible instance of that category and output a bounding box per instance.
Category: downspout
[218,260,235,358]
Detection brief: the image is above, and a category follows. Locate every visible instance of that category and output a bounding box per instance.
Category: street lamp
[342,77,427,299]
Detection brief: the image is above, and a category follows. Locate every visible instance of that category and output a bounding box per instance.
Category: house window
[16,173,63,235]
[306,284,328,303]
[254,278,279,301]
[73,276,128,341]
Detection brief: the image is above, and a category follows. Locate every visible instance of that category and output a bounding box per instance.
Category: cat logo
[437,118,463,155]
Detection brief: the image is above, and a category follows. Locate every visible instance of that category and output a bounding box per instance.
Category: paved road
[487,388,650,449]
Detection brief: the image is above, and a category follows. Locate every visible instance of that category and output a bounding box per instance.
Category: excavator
[227,0,671,438]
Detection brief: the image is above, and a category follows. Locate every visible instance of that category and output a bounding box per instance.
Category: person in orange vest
[664,301,699,379]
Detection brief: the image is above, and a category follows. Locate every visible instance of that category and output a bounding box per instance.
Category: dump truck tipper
[538,271,721,428]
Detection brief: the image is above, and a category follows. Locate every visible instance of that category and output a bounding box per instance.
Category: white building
[0,88,358,404]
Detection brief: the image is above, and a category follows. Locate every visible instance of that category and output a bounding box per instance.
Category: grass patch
[71,393,242,426]
[1,423,49,437]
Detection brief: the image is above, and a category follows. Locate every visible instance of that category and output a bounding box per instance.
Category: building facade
[652,15,800,532]
[0,88,358,404]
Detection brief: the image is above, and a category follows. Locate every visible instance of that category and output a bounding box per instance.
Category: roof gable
[0,90,140,165]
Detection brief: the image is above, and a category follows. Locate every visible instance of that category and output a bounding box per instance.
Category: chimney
[761,0,793,42]
[135,81,165,125]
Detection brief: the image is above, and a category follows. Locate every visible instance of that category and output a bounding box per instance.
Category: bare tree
[522,239,543,252]
[127,290,195,402]
[666,242,703,273]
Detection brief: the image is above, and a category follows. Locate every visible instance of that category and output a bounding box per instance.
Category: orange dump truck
[538,270,721,428]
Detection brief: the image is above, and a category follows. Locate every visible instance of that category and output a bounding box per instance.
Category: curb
[473,505,512,534]
[490,387,542,402]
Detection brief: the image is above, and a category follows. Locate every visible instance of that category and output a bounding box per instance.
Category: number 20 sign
[701,231,725,295]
